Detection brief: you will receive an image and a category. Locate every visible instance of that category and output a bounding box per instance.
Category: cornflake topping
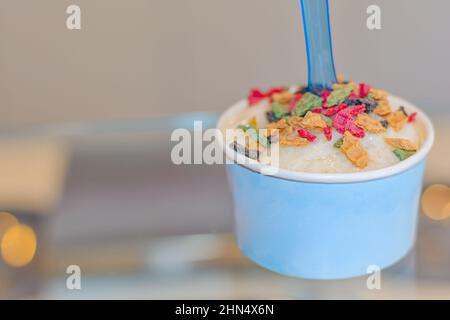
[355,113,387,133]
[374,100,392,116]
[267,118,290,137]
[340,131,369,169]
[386,111,408,132]
[301,111,328,129]
[280,135,309,147]
[287,116,304,129]
[239,81,419,169]
[384,138,418,151]
[272,92,294,105]
[369,88,388,101]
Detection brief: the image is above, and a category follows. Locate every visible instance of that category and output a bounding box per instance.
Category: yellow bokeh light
[0,211,18,240]
[1,224,37,267]
[422,184,450,221]
[445,202,450,217]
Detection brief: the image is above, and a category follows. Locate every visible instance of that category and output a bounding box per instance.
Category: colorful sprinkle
[323,127,332,141]
[326,86,353,107]
[241,82,419,169]
[344,105,366,116]
[333,110,365,138]
[266,111,279,123]
[348,92,359,100]
[288,94,303,112]
[272,102,289,119]
[321,90,332,107]
[247,87,285,106]
[323,104,347,117]
[344,97,378,113]
[298,128,317,142]
[334,138,344,149]
[359,83,371,98]
[393,149,416,161]
[248,89,265,106]
[293,92,322,117]
[408,112,417,123]
[321,115,333,127]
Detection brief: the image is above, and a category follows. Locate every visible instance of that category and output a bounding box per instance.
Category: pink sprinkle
[323,127,332,141]
[247,87,285,106]
[333,112,352,133]
[323,103,347,117]
[288,94,303,112]
[298,128,317,142]
[348,92,359,100]
[347,122,365,138]
[332,109,365,138]
[312,108,322,114]
[343,104,366,116]
[359,83,371,98]
[408,112,417,123]
[267,87,285,94]
[321,91,332,107]
[248,89,265,106]
[321,91,332,99]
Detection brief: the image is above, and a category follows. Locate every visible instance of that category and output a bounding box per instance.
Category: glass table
[0,111,448,299]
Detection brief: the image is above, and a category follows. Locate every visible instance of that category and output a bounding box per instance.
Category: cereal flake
[386,111,408,132]
[369,88,389,101]
[374,100,392,116]
[384,138,418,151]
[355,113,387,133]
[272,92,293,105]
[301,111,328,129]
[280,135,309,147]
[340,132,369,169]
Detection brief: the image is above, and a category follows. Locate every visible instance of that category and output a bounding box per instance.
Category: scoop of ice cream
[224,82,423,174]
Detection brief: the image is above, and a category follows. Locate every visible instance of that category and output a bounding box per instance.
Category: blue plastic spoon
[300,0,337,91]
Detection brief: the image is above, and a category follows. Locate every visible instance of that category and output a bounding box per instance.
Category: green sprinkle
[293,92,322,117]
[393,149,415,161]
[247,128,270,148]
[321,115,332,127]
[238,124,251,132]
[271,102,289,119]
[334,138,344,149]
[238,125,270,147]
[326,86,352,107]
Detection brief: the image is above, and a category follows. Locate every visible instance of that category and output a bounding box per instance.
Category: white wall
[0,0,448,127]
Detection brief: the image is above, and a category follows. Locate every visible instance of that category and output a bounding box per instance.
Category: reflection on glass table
[0,112,448,299]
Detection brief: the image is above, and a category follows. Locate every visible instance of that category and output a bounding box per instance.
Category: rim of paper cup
[217,94,435,184]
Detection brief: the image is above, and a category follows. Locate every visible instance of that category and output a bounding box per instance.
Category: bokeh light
[0,212,18,240]
[1,224,37,267]
[422,184,450,221]
[444,202,450,217]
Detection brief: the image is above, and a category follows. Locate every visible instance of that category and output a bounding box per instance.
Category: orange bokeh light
[422,184,450,221]
[1,224,37,267]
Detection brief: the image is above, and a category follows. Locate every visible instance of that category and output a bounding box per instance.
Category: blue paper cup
[217,95,434,279]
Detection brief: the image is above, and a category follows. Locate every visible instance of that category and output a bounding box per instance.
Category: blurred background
[0,0,449,299]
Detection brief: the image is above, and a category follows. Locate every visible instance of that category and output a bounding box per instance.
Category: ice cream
[222,80,424,173]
